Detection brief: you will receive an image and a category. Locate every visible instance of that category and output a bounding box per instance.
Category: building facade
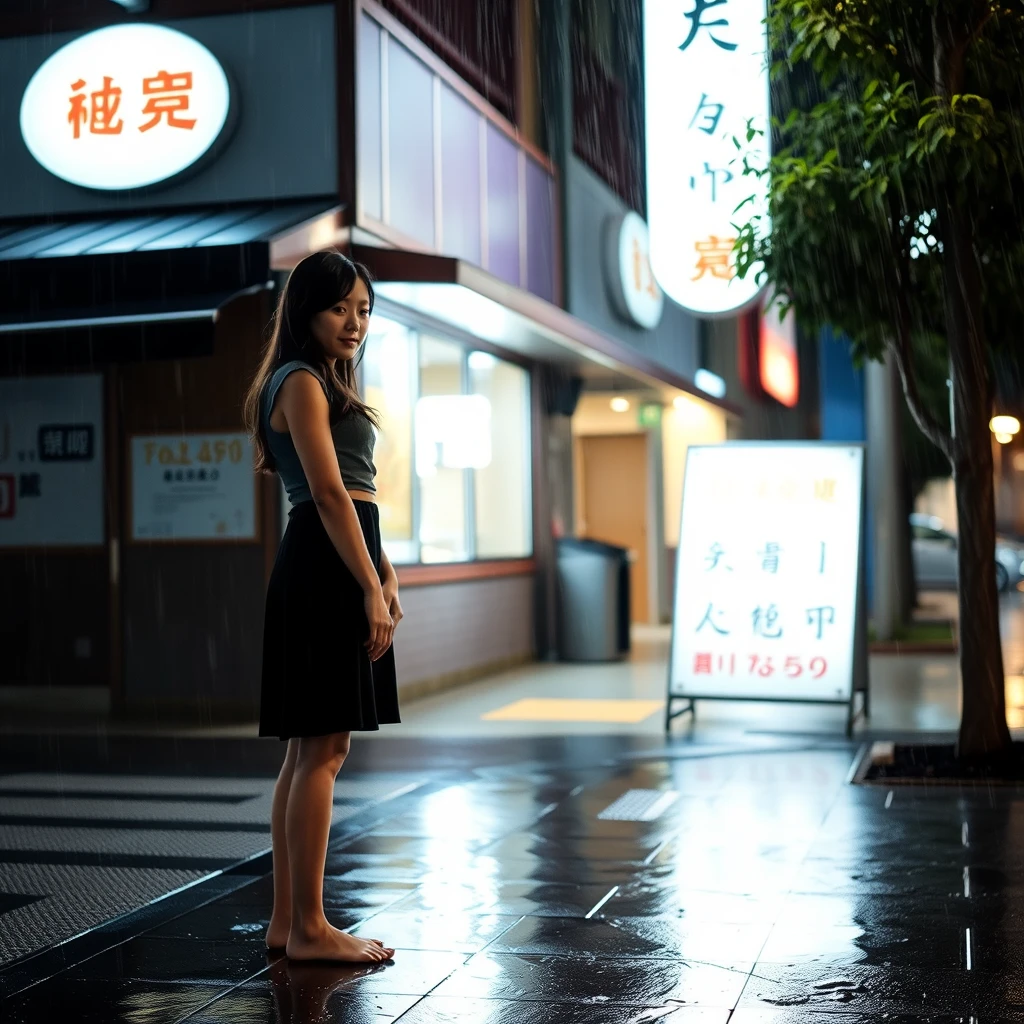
[0,0,817,718]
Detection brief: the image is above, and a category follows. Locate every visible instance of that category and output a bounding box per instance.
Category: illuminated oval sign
[20,24,231,191]
[643,0,770,317]
[603,212,665,330]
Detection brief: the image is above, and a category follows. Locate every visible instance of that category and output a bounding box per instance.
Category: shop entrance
[578,433,649,623]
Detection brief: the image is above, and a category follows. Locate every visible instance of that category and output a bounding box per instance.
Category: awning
[353,244,741,414]
[0,200,339,367]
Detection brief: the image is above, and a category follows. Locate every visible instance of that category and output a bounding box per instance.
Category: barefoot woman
[244,251,402,963]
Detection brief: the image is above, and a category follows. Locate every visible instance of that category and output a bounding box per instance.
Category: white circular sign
[20,24,231,191]
[604,212,665,330]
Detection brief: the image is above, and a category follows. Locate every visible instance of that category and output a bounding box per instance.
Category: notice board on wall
[130,432,258,542]
[667,443,867,731]
[0,374,105,547]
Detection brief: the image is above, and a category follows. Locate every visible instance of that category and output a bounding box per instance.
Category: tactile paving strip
[0,771,425,968]
[0,862,204,964]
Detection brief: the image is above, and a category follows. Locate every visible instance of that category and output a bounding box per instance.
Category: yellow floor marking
[481,698,664,724]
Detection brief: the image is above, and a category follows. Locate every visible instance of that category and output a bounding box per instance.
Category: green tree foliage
[736,0,1024,756]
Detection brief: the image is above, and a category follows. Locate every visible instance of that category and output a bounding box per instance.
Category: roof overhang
[353,244,741,415]
[0,201,338,368]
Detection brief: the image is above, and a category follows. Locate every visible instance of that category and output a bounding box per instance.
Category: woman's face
[309,276,371,363]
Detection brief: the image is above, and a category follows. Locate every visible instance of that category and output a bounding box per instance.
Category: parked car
[910,513,1024,593]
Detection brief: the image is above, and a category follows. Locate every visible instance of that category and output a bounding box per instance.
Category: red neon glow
[759,301,800,408]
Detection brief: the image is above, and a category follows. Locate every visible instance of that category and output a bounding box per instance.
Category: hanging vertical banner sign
[644,0,770,316]
[668,444,866,718]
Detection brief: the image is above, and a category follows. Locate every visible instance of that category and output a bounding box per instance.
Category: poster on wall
[130,432,257,542]
[667,443,866,727]
[0,374,104,548]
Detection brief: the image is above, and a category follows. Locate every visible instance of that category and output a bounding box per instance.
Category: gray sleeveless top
[262,360,377,504]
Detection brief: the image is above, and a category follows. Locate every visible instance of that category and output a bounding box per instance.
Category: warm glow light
[1013,453,1024,472]
[996,432,1014,445]
[990,415,1021,436]
[759,298,800,407]
[415,395,491,476]
[673,394,708,428]
[468,351,497,371]
[610,397,631,413]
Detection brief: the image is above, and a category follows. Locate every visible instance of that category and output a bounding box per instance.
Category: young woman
[244,250,402,963]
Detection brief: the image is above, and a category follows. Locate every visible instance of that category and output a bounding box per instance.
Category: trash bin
[555,537,631,662]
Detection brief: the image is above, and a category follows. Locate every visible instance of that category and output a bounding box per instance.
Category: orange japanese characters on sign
[140,71,196,132]
[68,76,123,137]
[631,238,660,300]
[67,72,196,138]
[692,236,737,281]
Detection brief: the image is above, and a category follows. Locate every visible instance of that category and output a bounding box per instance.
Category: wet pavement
[3,593,1024,1020]
[3,730,1024,1021]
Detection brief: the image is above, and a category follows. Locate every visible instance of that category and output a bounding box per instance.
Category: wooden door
[579,433,649,623]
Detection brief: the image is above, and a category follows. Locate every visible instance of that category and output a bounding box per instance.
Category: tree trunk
[933,9,1012,760]
[944,202,1011,759]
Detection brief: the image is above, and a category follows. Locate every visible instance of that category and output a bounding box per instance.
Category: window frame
[359,301,534,567]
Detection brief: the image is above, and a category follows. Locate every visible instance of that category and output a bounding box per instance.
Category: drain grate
[597,789,679,822]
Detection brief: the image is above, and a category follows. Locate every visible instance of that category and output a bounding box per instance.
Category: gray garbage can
[555,538,631,662]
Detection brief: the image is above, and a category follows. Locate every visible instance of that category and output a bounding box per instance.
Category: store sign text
[20,24,231,191]
[669,444,864,704]
[644,0,770,316]
[604,212,664,330]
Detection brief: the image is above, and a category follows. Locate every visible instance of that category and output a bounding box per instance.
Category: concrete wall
[394,574,535,698]
[120,292,274,715]
[563,157,699,383]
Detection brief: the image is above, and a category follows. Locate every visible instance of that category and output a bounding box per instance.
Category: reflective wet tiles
[5,745,1024,1021]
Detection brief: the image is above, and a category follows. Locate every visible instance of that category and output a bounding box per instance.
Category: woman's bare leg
[285,732,395,962]
[266,738,299,949]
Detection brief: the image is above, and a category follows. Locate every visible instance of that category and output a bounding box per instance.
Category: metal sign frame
[664,442,870,737]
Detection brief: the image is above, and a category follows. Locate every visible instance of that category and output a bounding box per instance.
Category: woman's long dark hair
[244,250,379,474]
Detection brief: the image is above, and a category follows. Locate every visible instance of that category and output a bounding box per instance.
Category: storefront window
[361,317,416,563]
[361,322,532,565]
[470,352,532,558]
[416,337,469,563]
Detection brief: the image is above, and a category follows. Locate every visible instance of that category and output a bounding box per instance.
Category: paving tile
[1,978,225,1024]
[183,968,421,1023]
[392,996,732,1023]
[737,963,1024,1017]
[479,832,667,864]
[494,914,772,963]
[70,936,270,984]
[729,1010,1016,1023]
[384,880,620,918]
[350,911,522,953]
[431,952,752,1007]
[309,948,468,996]
[756,919,965,970]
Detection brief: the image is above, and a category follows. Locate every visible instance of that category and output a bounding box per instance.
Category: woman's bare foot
[286,922,395,963]
[266,914,291,950]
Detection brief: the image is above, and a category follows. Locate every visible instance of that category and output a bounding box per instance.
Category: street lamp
[990,415,1021,445]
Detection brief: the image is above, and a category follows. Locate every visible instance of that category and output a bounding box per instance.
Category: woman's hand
[363,586,394,662]
[382,572,404,631]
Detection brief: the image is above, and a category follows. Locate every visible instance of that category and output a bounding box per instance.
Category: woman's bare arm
[277,371,393,658]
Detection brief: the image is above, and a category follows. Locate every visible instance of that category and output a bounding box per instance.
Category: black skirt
[259,500,401,739]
